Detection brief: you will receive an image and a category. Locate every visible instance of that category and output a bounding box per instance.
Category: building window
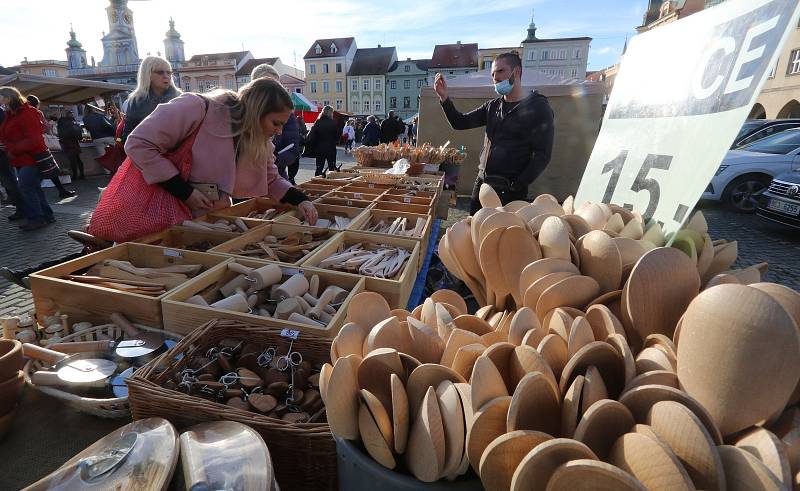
[336,80,342,92]
[315,44,322,54]
[364,100,370,112]
[296,88,302,93]
[390,80,397,89]
[483,60,492,69]
[352,100,358,111]
[336,63,342,73]
[375,100,382,112]
[323,63,329,74]
[323,81,329,93]
[309,64,316,74]
[571,67,578,78]
[769,61,778,78]
[789,49,800,75]
[390,97,397,109]
[417,79,424,88]
[363,79,370,90]
[336,99,343,110]
[310,81,317,93]
[560,49,567,60]
[403,96,411,108]
[541,50,549,60]
[351,79,358,91]
[574,48,581,59]
[226,79,233,90]
[404,64,410,72]
[185,81,191,91]
[528,50,536,61]
[375,79,381,90]
[323,100,330,107]
[330,43,337,53]
[404,79,410,89]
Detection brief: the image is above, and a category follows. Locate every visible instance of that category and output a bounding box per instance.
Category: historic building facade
[346,46,398,117]
[304,37,357,111]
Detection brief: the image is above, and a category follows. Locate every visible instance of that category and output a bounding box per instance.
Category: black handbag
[31,150,62,180]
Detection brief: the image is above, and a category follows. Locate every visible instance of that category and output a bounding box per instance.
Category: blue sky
[0,0,645,72]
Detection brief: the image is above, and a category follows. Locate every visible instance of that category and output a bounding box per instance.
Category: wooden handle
[48,340,112,354]
[30,371,66,387]
[110,312,139,337]
[23,343,68,365]
[227,262,253,275]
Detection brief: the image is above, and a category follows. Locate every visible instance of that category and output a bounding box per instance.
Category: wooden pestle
[307,286,338,320]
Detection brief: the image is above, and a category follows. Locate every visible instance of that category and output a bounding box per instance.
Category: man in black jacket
[0,108,24,220]
[435,52,554,214]
[380,111,405,144]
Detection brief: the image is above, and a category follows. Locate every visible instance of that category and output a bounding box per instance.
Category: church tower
[163,18,185,63]
[99,0,140,66]
[523,10,538,43]
[65,27,87,69]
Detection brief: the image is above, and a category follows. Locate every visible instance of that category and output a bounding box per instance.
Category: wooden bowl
[0,371,23,416]
[677,284,800,437]
[0,340,22,382]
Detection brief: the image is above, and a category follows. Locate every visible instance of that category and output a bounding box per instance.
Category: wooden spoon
[537,334,569,382]
[436,380,466,479]
[578,230,623,293]
[451,343,486,380]
[509,308,540,345]
[581,365,608,415]
[507,371,561,435]
[471,208,499,253]
[441,328,484,368]
[479,430,551,491]
[510,438,598,491]
[358,402,396,469]
[470,356,510,413]
[584,304,625,340]
[447,382,475,480]
[539,217,572,260]
[319,362,333,403]
[609,431,695,490]
[346,292,392,332]
[735,426,792,488]
[390,373,409,454]
[559,341,625,399]
[365,316,412,355]
[480,227,511,309]
[647,400,726,491]
[606,334,636,388]
[479,183,502,209]
[520,327,548,351]
[523,272,577,312]
[327,354,362,439]
[545,308,573,341]
[574,399,635,460]
[562,375,585,438]
[406,386,445,482]
[718,445,783,491]
[546,459,647,491]
[623,370,679,394]
[520,259,580,301]
[466,396,512,474]
[360,389,393,446]
[561,213,593,239]
[406,363,465,415]
[358,348,404,413]
[452,315,494,336]
[567,317,595,359]
[536,275,601,322]
[332,322,367,362]
[406,317,445,364]
[499,226,543,307]
[430,289,469,316]
[509,345,559,397]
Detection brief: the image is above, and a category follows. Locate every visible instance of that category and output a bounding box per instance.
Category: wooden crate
[348,209,432,268]
[309,177,352,186]
[297,182,341,192]
[134,226,239,252]
[325,190,385,202]
[215,197,294,221]
[274,203,370,231]
[187,214,270,234]
[30,243,228,327]
[208,223,339,265]
[301,231,420,309]
[373,200,430,216]
[340,182,395,193]
[162,258,365,337]
[378,193,434,209]
[315,196,374,209]
[383,188,437,200]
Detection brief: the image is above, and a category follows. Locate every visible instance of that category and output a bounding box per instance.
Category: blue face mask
[494,70,516,96]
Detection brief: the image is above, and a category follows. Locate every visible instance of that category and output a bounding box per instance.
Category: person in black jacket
[83,104,116,157]
[362,115,381,146]
[308,105,339,176]
[380,110,404,143]
[0,107,24,220]
[435,52,554,214]
[56,110,85,180]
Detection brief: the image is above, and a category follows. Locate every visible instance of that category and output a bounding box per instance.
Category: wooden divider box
[297,182,341,192]
[373,200,430,216]
[325,190,385,202]
[162,258,365,337]
[383,188,437,200]
[208,223,339,265]
[185,214,270,234]
[134,226,239,252]
[309,177,353,186]
[301,231,420,308]
[341,182,395,193]
[315,196,375,209]
[274,203,370,231]
[30,243,228,327]
[215,197,294,221]
[378,193,434,209]
[348,209,432,268]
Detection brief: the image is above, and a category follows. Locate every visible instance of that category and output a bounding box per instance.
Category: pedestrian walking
[56,110,85,180]
[0,107,23,221]
[26,95,76,198]
[307,105,339,176]
[362,115,381,146]
[343,119,355,153]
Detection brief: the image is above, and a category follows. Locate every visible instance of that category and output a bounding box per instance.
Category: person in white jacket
[342,119,355,153]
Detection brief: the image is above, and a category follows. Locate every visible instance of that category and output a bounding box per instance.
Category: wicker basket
[127,319,337,491]
[357,168,404,185]
[22,323,184,419]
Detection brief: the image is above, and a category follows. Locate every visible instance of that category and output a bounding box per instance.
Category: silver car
[703,129,800,212]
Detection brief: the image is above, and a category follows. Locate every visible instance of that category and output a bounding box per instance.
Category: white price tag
[575,0,800,238]
[347,200,353,206]
[354,193,363,199]
[280,268,303,276]
[403,197,412,204]
[368,183,375,188]
[280,329,300,340]
[163,249,182,258]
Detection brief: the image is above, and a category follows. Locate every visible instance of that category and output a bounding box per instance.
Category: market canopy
[290,92,318,112]
[0,73,132,105]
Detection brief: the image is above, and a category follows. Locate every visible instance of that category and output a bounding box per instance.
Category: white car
[703,129,800,212]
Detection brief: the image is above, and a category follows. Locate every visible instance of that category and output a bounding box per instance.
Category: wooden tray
[325,190,385,202]
[208,223,339,265]
[214,197,295,221]
[300,231,420,309]
[348,209,433,268]
[315,197,375,209]
[373,200,431,216]
[162,258,365,337]
[134,226,239,252]
[275,203,370,231]
[30,243,227,327]
[340,182,395,193]
[377,194,434,208]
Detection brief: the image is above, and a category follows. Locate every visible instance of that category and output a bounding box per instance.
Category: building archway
[747,103,766,119]
[777,100,800,119]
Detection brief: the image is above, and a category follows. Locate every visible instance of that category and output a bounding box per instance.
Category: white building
[346,46,398,117]
[520,14,591,80]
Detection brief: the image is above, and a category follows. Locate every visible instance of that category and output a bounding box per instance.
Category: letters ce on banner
[576,0,800,238]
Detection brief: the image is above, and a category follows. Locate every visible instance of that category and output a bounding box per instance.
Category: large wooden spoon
[574,399,635,460]
[510,438,598,491]
[545,459,647,491]
[479,430,551,491]
[466,396,512,474]
[406,386,446,482]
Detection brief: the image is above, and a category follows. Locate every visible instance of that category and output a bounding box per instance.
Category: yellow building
[13,59,69,78]
[752,26,800,119]
[304,37,357,112]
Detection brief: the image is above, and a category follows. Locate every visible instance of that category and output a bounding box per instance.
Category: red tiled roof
[304,38,356,59]
[430,43,478,69]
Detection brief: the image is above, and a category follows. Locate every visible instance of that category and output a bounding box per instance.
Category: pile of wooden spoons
[365,217,427,238]
[321,255,800,487]
[318,243,411,279]
[301,215,352,230]
[438,185,755,311]
[230,229,331,263]
[245,208,283,220]
[182,217,250,233]
[65,259,204,296]
[187,262,349,328]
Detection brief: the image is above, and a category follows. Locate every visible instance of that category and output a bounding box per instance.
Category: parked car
[704,129,800,212]
[732,119,800,149]
[756,171,800,228]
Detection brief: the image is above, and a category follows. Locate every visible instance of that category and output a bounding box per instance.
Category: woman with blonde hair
[121,55,181,144]
[87,77,317,242]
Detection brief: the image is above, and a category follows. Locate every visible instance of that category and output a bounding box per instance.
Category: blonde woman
[121,55,181,144]
[88,78,317,242]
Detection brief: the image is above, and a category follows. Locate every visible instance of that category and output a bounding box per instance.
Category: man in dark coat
[0,107,23,220]
[57,110,85,180]
[380,110,405,143]
[274,113,301,185]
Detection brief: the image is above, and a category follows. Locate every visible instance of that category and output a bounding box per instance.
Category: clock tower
[99,0,140,67]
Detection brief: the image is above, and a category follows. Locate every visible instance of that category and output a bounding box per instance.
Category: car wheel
[722,174,771,213]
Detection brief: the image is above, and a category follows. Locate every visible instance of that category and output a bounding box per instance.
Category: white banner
[575,0,800,237]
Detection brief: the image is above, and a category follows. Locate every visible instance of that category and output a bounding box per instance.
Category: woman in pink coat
[124,77,317,223]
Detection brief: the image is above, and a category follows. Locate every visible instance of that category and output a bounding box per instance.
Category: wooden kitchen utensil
[509,438,598,491]
[479,430,551,491]
[466,396,512,474]
[436,380,466,479]
[507,371,561,435]
[406,386,446,482]
[718,445,783,491]
[574,399,635,460]
[545,459,647,491]
[609,431,695,490]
